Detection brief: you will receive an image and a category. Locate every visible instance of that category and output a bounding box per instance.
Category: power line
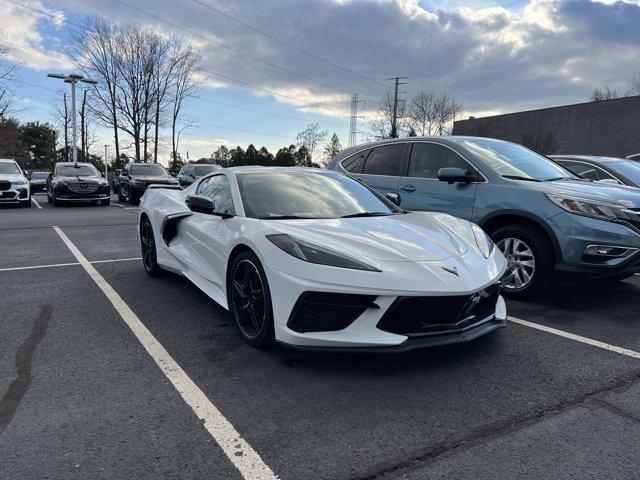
[4,0,351,116]
[195,121,295,140]
[190,0,389,89]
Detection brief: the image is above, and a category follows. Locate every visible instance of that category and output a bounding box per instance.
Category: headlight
[12,179,27,185]
[546,194,638,224]
[132,179,145,187]
[266,233,381,272]
[472,224,494,258]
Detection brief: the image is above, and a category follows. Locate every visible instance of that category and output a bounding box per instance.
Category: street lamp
[47,73,98,165]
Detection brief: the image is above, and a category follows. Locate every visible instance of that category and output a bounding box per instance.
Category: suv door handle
[400,184,415,192]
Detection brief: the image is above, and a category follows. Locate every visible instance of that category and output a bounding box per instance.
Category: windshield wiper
[502,175,541,182]
[258,215,308,220]
[340,212,391,218]
[545,177,590,182]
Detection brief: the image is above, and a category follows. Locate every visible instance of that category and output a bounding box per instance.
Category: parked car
[176,163,221,187]
[328,137,640,298]
[112,169,121,192]
[552,155,640,188]
[139,167,507,350]
[47,162,110,206]
[117,162,180,204]
[29,171,50,193]
[0,158,30,207]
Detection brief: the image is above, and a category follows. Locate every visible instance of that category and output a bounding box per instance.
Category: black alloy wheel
[140,218,162,276]
[229,252,274,347]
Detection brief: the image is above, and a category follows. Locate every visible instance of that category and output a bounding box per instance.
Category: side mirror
[170,172,177,177]
[437,167,468,184]
[385,192,401,205]
[24,170,29,177]
[186,194,214,214]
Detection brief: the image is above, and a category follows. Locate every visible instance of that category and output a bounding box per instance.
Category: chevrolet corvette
[139,167,508,351]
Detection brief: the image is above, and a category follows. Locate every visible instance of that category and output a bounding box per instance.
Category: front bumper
[265,246,507,350]
[0,186,29,203]
[548,211,640,279]
[54,183,110,201]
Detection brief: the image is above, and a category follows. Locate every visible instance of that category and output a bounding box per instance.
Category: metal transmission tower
[388,76,407,138]
[349,93,366,147]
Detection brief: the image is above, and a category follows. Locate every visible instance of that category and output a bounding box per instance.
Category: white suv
[0,159,31,207]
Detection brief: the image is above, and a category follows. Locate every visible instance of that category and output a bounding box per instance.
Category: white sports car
[139,167,508,351]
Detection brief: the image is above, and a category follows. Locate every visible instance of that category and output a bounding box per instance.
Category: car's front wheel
[140,218,162,277]
[228,251,275,348]
[492,224,554,299]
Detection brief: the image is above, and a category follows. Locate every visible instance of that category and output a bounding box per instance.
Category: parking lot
[1,193,640,480]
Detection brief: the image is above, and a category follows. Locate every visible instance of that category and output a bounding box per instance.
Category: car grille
[0,191,16,199]
[0,180,10,191]
[66,182,99,194]
[287,292,379,333]
[377,283,501,337]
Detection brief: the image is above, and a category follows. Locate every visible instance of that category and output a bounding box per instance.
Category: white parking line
[0,257,141,272]
[52,226,278,480]
[111,202,125,208]
[508,316,640,360]
[31,197,42,209]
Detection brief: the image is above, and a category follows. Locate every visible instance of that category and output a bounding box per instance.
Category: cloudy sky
[1,0,639,162]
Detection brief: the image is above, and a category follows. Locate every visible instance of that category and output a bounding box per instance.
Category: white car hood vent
[270,213,469,262]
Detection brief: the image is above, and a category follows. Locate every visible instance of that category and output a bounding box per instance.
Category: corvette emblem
[442,265,459,276]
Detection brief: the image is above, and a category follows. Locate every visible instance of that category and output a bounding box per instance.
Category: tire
[52,195,62,207]
[491,224,554,299]
[100,199,110,206]
[129,190,139,205]
[228,251,275,348]
[117,186,125,202]
[140,217,163,277]
[21,199,31,208]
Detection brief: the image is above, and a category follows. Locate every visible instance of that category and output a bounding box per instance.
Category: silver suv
[0,159,30,208]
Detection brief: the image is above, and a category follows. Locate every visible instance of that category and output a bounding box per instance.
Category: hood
[521,179,640,208]
[132,175,175,182]
[265,212,470,262]
[0,174,26,182]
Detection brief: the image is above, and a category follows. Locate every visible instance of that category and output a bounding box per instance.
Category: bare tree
[627,71,640,96]
[296,123,327,162]
[0,39,20,118]
[170,44,201,163]
[368,90,406,140]
[590,86,621,102]
[69,18,122,162]
[79,89,89,158]
[408,91,438,136]
[52,90,70,160]
[519,125,559,154]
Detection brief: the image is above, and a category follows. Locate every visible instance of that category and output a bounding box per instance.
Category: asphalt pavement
[1,193,639,480]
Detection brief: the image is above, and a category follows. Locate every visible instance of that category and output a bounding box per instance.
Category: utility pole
[47,73,98,165]
[104,144,109,179]
[349,93,366,147]
[387,76,407,138]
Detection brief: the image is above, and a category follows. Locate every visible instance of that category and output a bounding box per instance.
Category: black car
[176,163,221,187]
[117,162,180,204]
[47,162,110,206]
[29,171,50,193]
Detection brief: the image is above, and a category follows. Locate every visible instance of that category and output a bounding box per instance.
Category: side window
[197,175,235,215]
[341,149,369,173]
[362,144,404,176]
[408,143,478,179]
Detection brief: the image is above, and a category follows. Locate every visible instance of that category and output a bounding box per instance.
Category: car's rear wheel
[140,218,162,277]
[492,224,554,299]
[228,251,274,348]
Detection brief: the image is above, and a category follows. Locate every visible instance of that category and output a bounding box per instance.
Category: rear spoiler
[147,184,183,190]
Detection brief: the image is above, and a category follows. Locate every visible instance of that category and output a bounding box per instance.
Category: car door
[347,143,406,198]
[398,142,482,220]
[183,174,236,288]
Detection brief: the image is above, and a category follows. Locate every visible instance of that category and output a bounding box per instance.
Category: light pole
[47,73,98,165]
[104,144,109,179]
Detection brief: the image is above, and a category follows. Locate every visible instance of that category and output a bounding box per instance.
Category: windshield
[193,165,219,176]
[237,171,402,219]
[0,162,21,175]
[31,172,49,179]
[609,160,640,186]
[130,164,167,176]
[56,165,99,176]
[459,138,575,181]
